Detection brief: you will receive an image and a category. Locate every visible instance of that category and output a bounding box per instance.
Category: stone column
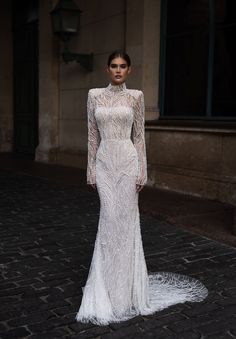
[125,0,144,91]
[35,0,60,163]
[142,0,161,121]
[0,1,13,152]
[125,0,160,121]
[125,0,161,185]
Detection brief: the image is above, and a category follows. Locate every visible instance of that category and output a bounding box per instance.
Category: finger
[136,185,142,192]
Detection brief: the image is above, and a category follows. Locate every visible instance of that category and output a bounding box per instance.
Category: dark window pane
[212,1,236,117]
[163,0,209,116]
[215,0,236,25]
[167,0,209,35]
[13,0,38,29]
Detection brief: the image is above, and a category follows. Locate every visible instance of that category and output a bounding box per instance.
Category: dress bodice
[86,83,147,186]
[91,83,142,140]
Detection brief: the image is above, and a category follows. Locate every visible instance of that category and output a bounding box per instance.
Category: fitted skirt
[75,139,208,325]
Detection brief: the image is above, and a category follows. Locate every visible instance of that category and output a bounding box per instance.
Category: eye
[120,64,127,69]
[110,64,117,68]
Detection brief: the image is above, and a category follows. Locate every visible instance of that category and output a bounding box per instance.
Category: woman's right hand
[89,184,96,190]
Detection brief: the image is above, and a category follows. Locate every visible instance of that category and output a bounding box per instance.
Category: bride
[75,50,208,325]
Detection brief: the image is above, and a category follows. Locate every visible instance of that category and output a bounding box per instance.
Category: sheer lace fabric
[75,83,208,325]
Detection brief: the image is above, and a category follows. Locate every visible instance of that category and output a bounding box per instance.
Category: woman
[75,51,208,325]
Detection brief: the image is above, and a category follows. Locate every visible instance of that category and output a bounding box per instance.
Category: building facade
[0,0,236,206]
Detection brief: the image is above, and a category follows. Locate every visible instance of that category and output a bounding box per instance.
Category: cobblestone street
[0,169,236,339]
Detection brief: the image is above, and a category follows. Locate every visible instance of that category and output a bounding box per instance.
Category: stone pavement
[0,169,236,339]
[0,154,235,248]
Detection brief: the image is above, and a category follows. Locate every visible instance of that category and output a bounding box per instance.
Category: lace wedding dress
[75,83,208,325]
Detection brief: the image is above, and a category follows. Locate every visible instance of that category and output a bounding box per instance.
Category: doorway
[12,0,39,156]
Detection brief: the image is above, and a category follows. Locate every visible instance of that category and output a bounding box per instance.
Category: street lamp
[50,0,93,71]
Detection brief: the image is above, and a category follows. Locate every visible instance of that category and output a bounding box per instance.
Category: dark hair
[107,50,131,67]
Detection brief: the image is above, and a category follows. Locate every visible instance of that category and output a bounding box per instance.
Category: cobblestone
[0,170,236,338]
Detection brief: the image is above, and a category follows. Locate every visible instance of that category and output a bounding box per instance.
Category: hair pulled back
[107,50,131,67]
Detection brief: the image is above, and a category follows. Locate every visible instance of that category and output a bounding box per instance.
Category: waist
[100,138,131,142]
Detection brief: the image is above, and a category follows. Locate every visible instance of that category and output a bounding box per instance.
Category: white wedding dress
[75,83,208,325]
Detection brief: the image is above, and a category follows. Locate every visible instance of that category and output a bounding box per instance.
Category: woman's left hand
[136,184,144,192]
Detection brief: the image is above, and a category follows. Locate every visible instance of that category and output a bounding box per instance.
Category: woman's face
[107,57,131,85]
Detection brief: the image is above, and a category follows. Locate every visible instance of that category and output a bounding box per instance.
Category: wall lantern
[50,0,93,71]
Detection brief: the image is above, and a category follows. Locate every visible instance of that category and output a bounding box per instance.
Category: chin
[113,79,125,85]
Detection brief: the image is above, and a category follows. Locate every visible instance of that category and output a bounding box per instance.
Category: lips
[115,75,122,79]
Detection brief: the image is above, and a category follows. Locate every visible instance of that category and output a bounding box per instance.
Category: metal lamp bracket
[62,46,93,72]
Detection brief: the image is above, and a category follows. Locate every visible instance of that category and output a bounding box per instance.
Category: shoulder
[126,89,144,100]
[88,88,105,98]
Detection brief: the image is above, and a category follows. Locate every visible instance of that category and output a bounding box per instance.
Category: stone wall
[56,0,161,167]
[57,0,126,167]
[35,0,60,163]
[146,126,236,205]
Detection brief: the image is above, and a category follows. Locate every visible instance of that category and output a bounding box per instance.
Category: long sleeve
[86,90,100,184]
[132,91,147,186]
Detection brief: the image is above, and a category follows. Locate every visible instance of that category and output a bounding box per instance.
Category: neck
[107,82,126,92]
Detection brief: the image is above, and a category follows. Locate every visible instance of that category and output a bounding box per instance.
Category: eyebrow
[110,63,127,66]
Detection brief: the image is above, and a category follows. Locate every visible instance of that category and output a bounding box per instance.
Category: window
[160,0,236,120]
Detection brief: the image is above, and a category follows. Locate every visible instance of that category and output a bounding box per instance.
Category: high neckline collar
[106,82,126,92]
